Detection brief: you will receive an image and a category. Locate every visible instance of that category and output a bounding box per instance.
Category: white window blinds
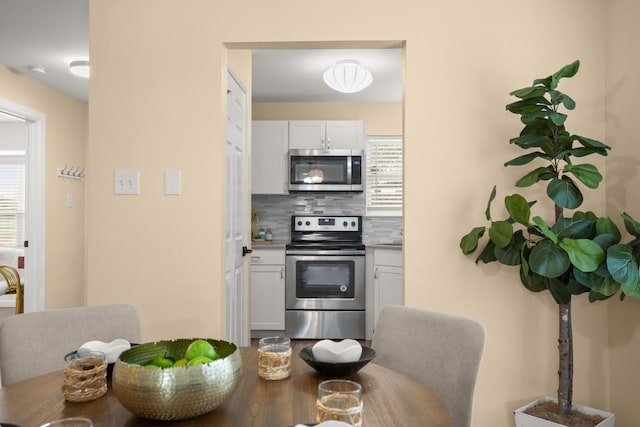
[366,136,403,216]
[0,152,25,248]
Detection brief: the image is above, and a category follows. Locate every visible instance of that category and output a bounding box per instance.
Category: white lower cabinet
[366,247,404,339]
[250,248,285,331]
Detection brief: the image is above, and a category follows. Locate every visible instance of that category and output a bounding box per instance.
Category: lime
[173,358,188,367]
[150,356,175,368]
[184,339,219,361]
[187,355,214,366]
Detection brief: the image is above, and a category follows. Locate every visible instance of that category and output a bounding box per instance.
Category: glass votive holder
[316,379,363,427]
[63,350,107,402]
[38,417,94,427]
[257,336,291,380]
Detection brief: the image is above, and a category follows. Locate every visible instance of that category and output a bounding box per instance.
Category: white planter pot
[514,396,615,427]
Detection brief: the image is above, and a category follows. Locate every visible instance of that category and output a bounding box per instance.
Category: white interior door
[224,70,250,346]
[0,98,46,313]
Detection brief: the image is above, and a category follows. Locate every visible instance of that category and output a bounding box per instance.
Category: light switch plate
[114,170,140,195]
[165,169,181,195]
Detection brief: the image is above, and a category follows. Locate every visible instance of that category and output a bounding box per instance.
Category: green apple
[184,339,219,361]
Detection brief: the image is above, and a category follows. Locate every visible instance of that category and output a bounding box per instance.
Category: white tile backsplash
[251,194,402,244]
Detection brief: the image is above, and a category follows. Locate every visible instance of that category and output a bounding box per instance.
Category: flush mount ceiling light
[69,60,90,78]
[323,60,373,93]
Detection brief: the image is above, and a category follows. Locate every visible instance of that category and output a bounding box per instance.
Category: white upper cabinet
[289,120,364,150]
[251,120,289,194]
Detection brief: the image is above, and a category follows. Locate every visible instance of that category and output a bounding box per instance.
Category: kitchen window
[366,136,403,216]
[0,151,25,248]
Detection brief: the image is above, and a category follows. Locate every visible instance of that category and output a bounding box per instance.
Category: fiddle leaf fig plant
[460,59,640,419]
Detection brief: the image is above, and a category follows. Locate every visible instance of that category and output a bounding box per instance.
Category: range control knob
[305,221,311,226]
[297,221,302,226]
[351,221,356,227]
[343,221,348,227]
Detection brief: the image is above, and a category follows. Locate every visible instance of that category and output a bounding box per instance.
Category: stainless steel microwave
[288,149,363,192]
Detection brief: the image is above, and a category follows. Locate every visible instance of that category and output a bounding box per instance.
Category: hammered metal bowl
[112,338,242,421]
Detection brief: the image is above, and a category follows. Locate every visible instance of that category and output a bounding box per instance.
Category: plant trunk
[558,302,573,416]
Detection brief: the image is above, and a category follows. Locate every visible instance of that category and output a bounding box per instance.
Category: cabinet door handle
[280,267,284,279]
[326,137,330,149]
[374,267,378,279]
[321,137,325,149]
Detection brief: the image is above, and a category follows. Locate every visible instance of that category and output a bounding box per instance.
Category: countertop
[365,242,403,249]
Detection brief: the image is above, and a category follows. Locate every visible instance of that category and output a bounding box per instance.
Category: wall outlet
[114,169,140,195]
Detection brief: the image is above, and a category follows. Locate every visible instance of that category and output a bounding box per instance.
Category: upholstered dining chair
[371,305,486,427]
[0,304,142,386]
[0,265,23,314]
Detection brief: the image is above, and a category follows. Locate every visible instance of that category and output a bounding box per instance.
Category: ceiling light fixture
[323,60,373,93]
[69,60,90,78]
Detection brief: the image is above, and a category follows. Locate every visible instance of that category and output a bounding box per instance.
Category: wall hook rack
[57,165,85,181]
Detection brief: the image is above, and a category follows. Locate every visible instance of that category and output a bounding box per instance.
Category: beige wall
[87,1,628,425]
[605,0,640,425]
[0,65,87,308]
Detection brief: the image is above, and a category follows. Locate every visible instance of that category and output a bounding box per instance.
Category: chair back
[0,304,141,386]
[371,306,485,427]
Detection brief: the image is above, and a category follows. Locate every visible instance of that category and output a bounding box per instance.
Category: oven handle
[285,249,365,256]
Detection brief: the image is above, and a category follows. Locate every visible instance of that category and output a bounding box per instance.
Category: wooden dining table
[0,341,452,426]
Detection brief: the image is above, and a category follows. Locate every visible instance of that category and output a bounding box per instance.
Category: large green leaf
[460,227,486,255]
[621,281,640,299]
[504,152,551,167]
[494,230,525,265]
[485,186,496,221]
[563,164,603,189]
[549,90,576,110]
[506,97,550,114]
[519,266,547,292]
[622,212,640,238]
[475,240,497,264]
[509,134,552,149]
[561,147,609,158]
[509,85,547,99]
[554,60,580,80]
[489,221,513,248]
[547,176,583,209]
[533,216,558,243]
[548,277,572,304]
[529,240,570,278]
[516,167,555,187]
[558,238,605,272]
[555,218,596,239]
[549,112,567,126]
[573,135,610,151]
[607,244,640,286]
[588,275,620,297]
[505,194,530,226]
[596,217,621,241]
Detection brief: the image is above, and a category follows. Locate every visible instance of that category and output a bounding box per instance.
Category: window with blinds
[0,151,25,248]
[366,136,403,216]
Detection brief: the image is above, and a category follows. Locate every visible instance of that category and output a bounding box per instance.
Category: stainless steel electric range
[285,215,365,339]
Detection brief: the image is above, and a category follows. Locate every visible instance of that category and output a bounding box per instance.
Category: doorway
[227,41,404,340]
[0,98,46,313]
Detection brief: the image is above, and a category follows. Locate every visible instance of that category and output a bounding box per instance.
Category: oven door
[285,251,365,310]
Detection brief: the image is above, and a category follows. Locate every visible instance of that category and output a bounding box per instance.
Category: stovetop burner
[288,215,363,250]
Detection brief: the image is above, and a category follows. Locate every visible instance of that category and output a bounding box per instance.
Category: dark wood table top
[0,341,452,426]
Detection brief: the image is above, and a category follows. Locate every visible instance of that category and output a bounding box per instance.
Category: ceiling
[0,0,403,106]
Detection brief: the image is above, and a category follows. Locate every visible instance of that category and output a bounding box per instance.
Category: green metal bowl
[112,338,242,421]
